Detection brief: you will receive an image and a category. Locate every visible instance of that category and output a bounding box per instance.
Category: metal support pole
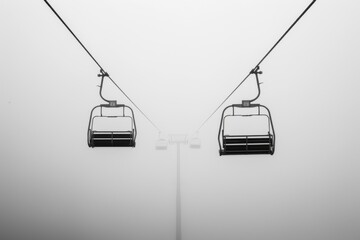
[160,134,198,240]
[176,142,181,240]
[168,134,187,240]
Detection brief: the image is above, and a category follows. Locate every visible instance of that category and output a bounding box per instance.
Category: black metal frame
[218,104,275,155]
[87,71,137,147]
[218,67,275,155]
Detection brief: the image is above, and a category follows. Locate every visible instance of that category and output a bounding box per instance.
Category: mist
[1,0,360,239]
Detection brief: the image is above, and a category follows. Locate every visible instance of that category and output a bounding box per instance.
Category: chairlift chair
[155,132,168,150]
[218,67,275,155]
[155,138,168,150]
[189,138,201,149]
[87,71,137,148]
[189,133,201,149]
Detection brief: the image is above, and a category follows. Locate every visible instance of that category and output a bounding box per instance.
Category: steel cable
[44,0,161,132]
[196,0,317,132]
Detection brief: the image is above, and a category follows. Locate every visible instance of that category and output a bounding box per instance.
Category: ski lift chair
[155,138,168,150]
[218,104,275,155]
[218,67,275,155]
[189,133,201,149]
[155,132,168,150]
[87,70,137,148]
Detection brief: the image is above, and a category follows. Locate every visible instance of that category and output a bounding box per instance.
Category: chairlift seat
[189,137,201,149]
[89,130,135,147]
[218,104,275,156]
[155,138,168,150]
[87,104,137,148]
[221,134,274,155]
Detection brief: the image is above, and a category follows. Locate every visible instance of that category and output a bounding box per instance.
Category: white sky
[1,0,360,239]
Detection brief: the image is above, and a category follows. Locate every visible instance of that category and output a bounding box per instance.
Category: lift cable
[44,0,161,132]
[196,0,317,132]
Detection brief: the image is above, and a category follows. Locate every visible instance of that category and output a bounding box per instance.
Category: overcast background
[1,0,360,239]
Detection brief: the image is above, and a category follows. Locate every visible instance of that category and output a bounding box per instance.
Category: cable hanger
[196,0,317,132]
[44,0,161,132]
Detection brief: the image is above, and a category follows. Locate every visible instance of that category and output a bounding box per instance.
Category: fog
[1,0,360,239]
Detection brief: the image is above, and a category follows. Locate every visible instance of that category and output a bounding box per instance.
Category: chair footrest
[225,144,271,151]
[92,139,135,147]
[220,150,272,155]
